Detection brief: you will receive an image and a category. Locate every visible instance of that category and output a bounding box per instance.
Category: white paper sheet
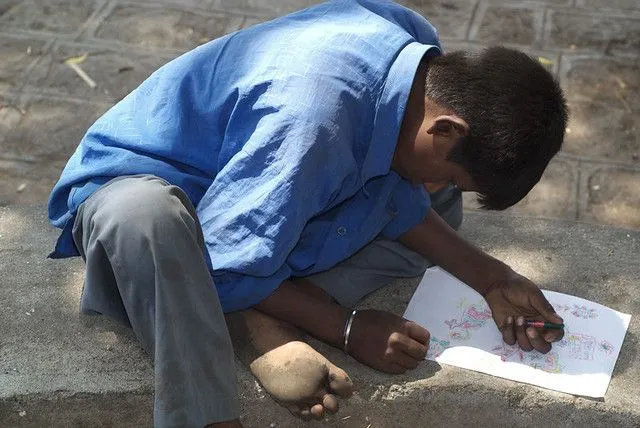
[403,267,631,397]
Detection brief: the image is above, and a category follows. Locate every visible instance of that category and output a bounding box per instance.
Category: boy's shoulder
[251,1,439,48]
[340,0,439,45]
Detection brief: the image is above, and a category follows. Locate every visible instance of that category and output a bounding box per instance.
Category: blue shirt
[48,0,440,312]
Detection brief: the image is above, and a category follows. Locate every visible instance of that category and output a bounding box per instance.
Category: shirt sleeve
[380,179,431,239]
[196,105,359,312]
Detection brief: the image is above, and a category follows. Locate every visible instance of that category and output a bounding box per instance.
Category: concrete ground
[0,0,639,229]
[1,207,639,427]
[1,0,639,427]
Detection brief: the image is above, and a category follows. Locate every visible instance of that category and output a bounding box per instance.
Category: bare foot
[226,310,353,420]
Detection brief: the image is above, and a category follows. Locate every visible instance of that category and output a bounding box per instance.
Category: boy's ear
[427,115,469,138]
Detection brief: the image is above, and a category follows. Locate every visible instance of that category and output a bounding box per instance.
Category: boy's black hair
[425,47,568,210]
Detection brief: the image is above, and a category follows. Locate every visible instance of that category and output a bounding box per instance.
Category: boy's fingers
[515,316,534,351]
[526,327,552,354]
[501,316,516,345]
[393,351,421,369]
[531,293,564,324]
[398,336,428,360]
[541,326,564,343]
[406,321,430,345]
[529,293,565,343]
[543,328,564,343]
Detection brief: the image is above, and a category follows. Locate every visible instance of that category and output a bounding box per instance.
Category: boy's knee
[88,176,198,238]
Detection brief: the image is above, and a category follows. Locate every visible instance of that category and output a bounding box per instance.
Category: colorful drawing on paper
[427,336,451,359]
[444,299,493,340]
[551,302,599,319]
[598,340,615,356]
[557,332,596,360]
[403,267,632,398]
[492,343,563,373]
[571,305,598,319]
[437,299,617,372]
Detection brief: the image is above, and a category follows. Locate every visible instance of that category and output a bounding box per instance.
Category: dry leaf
[538,56,553,66]
[64,53,88,65]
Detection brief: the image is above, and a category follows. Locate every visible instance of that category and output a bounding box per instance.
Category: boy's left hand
[482,269,564,353]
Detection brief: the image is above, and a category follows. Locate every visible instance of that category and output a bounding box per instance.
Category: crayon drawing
[552,303,571,313]
[403,267,632,398]
[444,299,493,340]
[550,302,599,319]
[557,332,596,360]
[492,343,563,373]
[571,305,598,319]
[427,336,451,359]
[598,340,615,356]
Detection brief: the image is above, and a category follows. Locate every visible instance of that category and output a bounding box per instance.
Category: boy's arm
[255,279,430,374]
[398,208,564,353]
[398,208,507,293]
[255,279,349,347]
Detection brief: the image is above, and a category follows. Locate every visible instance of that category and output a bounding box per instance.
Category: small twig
[0,103,27,115]
[613,75,627,90]
[614,88,632,113]
[66,62,97,89]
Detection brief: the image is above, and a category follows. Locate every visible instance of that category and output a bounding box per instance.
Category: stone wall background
[1,0,638,229]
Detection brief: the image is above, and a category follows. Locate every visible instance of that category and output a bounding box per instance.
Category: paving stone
[463,158,577,219]
[0,94,22,142]
[398,0,478,40]
[0,37,46,92]
[1,97,108,162]
[484,0,571,4]
[26,44,169,103]
[575,0,640,9]
[470,4,541,46]
[562,56,639,163]
[562,56,640,110]
[0,96,69,206]
[0,0,99,35]
[509,158,577,218]
[546,10,640,54]
[565,101,638,163]
[211,0,322,16]
[95,4,245,51]
[584,168,640,230]
[442,41,558,75]
[125,0,212,7]
[0,0,22,18]
[0,159,66,206]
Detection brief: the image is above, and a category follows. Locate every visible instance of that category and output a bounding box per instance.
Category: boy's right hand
[347,309,430,374]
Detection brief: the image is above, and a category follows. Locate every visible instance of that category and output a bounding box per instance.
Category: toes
[314,389,339,415]
[299,408,312,421]
[327,364,354,398]
[310,403,324,420]
[285,403,312,421]
[322,393,339,414]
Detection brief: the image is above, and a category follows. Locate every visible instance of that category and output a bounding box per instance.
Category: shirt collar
[361,42,441,183]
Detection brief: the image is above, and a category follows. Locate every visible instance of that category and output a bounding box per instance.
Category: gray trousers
[72,175,462,427]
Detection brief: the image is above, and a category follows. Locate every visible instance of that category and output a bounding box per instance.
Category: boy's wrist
[342,309,358,353]
[256,280,350,348]
[469,259,512,297]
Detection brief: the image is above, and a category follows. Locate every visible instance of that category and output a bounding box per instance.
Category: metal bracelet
[342,309,357,354]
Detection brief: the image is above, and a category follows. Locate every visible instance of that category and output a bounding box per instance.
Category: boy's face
[392,92,477,192]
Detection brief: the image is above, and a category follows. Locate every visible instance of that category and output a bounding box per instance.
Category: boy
[48,0,568,426]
